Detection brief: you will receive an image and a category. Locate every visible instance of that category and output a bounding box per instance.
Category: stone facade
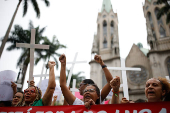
[90,0,170,102]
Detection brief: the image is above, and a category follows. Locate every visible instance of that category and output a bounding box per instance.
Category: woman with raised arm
[78,55,113,103]
[59,54,100,109]
[23,61,56,106]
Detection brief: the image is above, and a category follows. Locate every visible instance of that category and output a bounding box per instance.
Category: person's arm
[94,55,113,101]
[59,54,76,105]
[110,76,120,104]
[51,95,58,106]
[42,61,56,106]
[11,82,17,96]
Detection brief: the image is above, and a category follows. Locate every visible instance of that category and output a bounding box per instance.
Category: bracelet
[102,64,107,68]
[112,89,120,94]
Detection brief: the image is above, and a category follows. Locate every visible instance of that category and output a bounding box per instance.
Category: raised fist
[27,78,35,86]
[110,76,120,92]
[53,95,58,100]
[94,55,104,65]
[48,61,56,69]
[59,54,66,66]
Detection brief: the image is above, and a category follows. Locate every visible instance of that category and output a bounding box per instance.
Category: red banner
[0,102,170,113]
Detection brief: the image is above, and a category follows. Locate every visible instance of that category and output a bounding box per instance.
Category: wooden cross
[66,52,87,87]
[16,29,49,85]
[70,79,79,95]
[107,58,141,100]
[33,63,49,87]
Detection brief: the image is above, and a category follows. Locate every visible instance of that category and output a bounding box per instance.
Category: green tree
[0,0,50,58]
[156,0,170,24]
[6,21,65,90]
[36,36,66,70]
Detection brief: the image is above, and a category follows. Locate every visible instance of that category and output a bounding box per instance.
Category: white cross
[16,29,49,85]
[66,52,87,87]
[70,79,79,95]
[108,58,141,100]
[33,63,49,87]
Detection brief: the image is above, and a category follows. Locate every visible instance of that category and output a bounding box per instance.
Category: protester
[79,55,113,103]
[51,95,58,106]
[145,77,170,102]
[59,54,100,109]
[110,76,120,104]
[23,61,56,106]
[12,91,24,106]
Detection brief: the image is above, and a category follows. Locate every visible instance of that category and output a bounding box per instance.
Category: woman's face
[79,81,88,95]
[12,92,23,106]
[24,87,37,103]
[145,78,165,102]
[83,85,99,103]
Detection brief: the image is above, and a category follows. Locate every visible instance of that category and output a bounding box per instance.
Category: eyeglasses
[79,83,87,87]
[83,89,96,93]
[24,89,36,94]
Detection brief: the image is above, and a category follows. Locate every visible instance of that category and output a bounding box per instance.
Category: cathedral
[89,0,170,101]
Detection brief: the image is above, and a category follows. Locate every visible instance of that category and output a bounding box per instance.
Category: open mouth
[147,91,155,95]
[25,96,30,99]
[84,94,91,99]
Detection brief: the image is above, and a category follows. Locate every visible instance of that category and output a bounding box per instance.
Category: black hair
[83,79,95,84]
[85,84,100,104]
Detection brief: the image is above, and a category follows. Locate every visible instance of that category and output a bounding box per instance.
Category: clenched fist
[94,55,104,66]
[59,54,66,66]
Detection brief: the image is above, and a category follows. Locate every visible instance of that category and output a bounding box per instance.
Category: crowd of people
[0,54,170,109]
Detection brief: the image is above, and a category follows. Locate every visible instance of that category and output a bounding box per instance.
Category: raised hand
[27,78,35,86]
[53,95,58,100]
[94,55,104,65]
[121,97,130,104]
[59,54,66,66]
[48,61,56,69]
[11,81,17,90]
[84,99,95,110]
[110,76,120,92]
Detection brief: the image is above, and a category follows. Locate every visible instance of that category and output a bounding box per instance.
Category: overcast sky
[0,0,148,90]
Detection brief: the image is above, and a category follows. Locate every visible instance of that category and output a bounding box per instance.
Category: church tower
[90,0,121,89]
[143,0,170,78]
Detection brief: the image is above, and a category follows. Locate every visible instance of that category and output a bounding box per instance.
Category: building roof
[148,0,151,3]
[140,48,149,56]
[101,0,112,13]
[137,43,149,56]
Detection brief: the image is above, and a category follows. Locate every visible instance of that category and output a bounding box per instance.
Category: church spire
[101,0,113,13]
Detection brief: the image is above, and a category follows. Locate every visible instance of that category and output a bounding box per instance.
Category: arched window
[155,8,166,37]
[167,58,170,77]
[111,36,113,48]
[103,37,107,48]
[103,20,107,36]
[147,12,156,40]
[110,21,114,36]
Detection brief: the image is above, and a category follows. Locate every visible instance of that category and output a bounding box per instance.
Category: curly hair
[23,86,42,106]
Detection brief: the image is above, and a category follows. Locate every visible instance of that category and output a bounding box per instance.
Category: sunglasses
[24,89,36,94]
[83,89,96,93]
